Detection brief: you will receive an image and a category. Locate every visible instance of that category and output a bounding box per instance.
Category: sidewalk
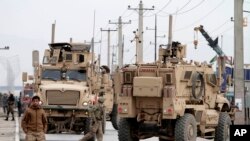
[0,107,19,141]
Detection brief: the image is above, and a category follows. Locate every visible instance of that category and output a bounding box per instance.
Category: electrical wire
[174,0,225,32]
[122,10,136,19]
[173,0,192,15]
[155,0,204,17]
[173,0,205,15]
[144,0,172,17]
[210,19,231,34]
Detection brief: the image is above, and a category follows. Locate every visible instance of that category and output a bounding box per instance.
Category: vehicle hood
[39,83,89,91]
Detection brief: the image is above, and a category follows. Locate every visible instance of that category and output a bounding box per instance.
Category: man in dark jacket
[17,97,22,117]
[5,93,15,121]
[21,95,47,141]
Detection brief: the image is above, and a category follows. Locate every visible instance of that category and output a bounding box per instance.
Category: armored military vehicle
[31,42,113,134]
[115,41,232,141]
[21,72,34,113]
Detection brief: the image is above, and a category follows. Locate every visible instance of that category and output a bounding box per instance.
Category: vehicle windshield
[42,69,61,81]
[66,70,87,81]
[41,69,87,81]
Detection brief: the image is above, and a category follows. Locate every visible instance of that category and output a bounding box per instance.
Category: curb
[15,116,19,141]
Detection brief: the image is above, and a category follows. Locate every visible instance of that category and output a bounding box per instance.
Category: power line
[173,0,192,14]
[174,0,225,32]
[153,0,205,17]
[144,0,172,17]
[173,0,205,15]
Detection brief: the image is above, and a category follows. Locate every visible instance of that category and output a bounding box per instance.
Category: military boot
[11,117,15,121]
[5,117,8,121]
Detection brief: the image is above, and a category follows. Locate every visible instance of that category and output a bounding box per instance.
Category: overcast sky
[0,0,250,86]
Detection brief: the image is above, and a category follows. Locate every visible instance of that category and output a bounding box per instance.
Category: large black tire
[214,112,231,141]
[118,118,139,141]
[111,104,120,130]
[175,113,197,141]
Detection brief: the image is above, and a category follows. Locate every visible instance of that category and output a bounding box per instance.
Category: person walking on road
[21,95,47,141]
[2,93,8,114]
[79,97,105,141]
[5,93,15,121]
[17,97,22,117]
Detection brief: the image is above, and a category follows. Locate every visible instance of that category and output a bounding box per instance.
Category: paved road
[19,121,212,141]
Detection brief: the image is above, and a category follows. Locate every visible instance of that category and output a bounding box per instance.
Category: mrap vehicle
[114,41,232,141]
[32,42,113,134]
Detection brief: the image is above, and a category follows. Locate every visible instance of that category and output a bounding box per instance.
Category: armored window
[65,53,72,62]
[181,71,192,82]
[78,54,84,63]
[124,72,133,84]
[165,73,173,84]
[42,69,61,81]
[207,74,217,87]
[184,71,192,80]
[43,56,50,64]
[50,56,58,65]
[66,70,87,81]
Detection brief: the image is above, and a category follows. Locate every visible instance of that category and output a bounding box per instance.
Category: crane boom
[194,25,225,56]
[194,25,233,93]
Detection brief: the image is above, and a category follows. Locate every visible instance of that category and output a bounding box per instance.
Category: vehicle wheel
[111,104,120,130]
[118,118,139,141]
[175,113,197,141]
[214,112,231,141]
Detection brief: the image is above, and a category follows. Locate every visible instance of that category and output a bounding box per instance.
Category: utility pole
[111,45,118,72]
[84,39,101,64]
[109,16,131,68]
[146,14,165,62]
[100,28,117,69]
[234,0,245,124]
[131,30,141,64]
[128,0,154,63]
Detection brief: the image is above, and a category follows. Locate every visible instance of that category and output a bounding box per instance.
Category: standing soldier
[229,101,239,125]
[21,95,47,141]
[5,93,15,121]
[2,93,8,114]
[79,97,105,141]
[17,97,22,117]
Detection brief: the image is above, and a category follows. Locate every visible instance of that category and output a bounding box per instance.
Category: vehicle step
[204,128,215,133]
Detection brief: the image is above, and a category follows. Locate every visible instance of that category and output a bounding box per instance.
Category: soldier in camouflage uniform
[79,97,105,141]
[5,93,15,121]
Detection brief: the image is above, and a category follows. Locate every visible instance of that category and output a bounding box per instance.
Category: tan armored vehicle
[115,41,232,141]
[31,42,113,134]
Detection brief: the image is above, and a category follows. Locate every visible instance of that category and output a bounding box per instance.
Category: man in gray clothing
[2,93,8,114]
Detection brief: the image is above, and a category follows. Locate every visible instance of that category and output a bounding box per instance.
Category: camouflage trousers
[6,104,14,118]
[79,120,103,141]
[25,131,46,141]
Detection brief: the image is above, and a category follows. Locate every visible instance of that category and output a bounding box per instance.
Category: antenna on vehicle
[51,20,56,43]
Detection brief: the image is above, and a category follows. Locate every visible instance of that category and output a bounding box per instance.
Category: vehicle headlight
[82,102,88,106]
